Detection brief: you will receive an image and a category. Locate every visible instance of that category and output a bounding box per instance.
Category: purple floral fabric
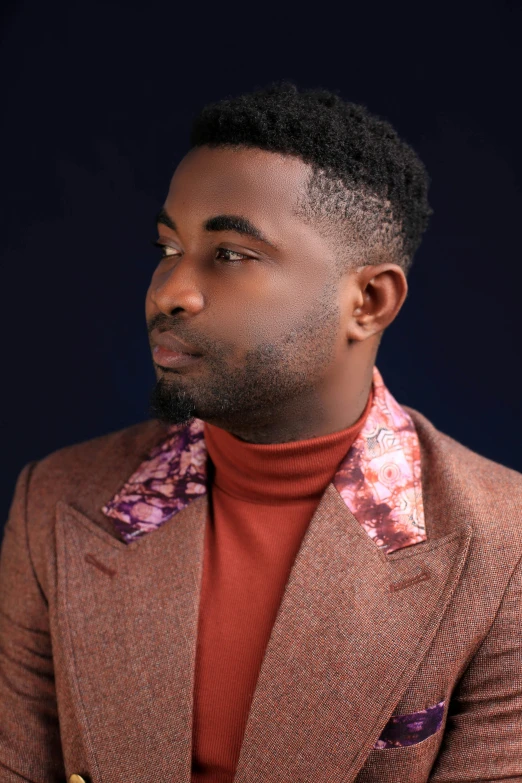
[102,366,427,551]
[102,418,207,543]
[373,700,445,748]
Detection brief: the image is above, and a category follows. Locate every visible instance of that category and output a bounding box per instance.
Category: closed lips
[151,330,202,355]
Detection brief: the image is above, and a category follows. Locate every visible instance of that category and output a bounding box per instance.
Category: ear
[345,264,408,344]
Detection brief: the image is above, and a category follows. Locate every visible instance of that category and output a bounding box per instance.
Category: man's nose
[149,259,205,316]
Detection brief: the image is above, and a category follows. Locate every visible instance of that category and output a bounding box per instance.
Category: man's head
[146,82,432,443]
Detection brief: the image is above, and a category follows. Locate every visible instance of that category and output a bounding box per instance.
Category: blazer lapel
[84,363,469,782]
[234,484,472,783]
[54,495,207,783]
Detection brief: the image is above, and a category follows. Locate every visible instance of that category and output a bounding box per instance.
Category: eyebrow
[155,207,279,250]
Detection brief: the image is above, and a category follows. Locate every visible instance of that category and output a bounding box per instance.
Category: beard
[148,279,340,436]
[149,378,198,425]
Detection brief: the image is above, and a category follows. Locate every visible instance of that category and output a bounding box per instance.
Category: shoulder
[32,418,167,483]
[404,405,522,558]
[4,419,171,591]
[24,418,170,532]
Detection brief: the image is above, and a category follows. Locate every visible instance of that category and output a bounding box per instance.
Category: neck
[205,360,375,445]
[203,388,373,502]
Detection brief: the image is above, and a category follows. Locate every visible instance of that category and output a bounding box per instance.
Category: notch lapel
[55,495,207,783]
[234,484,472,783]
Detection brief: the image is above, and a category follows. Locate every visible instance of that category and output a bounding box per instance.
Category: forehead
[165,146,312,227]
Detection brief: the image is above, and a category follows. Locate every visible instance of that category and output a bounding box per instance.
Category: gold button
[69,775,87,783]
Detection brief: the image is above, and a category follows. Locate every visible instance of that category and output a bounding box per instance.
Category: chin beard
[149,376,197,425]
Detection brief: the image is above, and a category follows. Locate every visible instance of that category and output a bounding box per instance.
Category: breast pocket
[355,700,446,783]
[373,699,445,749]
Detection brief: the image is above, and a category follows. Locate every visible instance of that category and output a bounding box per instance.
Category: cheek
[206,300,264,345]
[210,294,313,348]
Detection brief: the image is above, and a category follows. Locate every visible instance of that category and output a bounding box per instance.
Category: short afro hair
[189,81,432,276]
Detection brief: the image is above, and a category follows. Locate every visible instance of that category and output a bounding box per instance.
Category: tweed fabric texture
[1,404,522,781]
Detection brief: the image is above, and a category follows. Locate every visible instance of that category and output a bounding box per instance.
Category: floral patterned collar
[102,366,426,554]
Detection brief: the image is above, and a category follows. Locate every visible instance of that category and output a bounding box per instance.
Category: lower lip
[153,345,203,368]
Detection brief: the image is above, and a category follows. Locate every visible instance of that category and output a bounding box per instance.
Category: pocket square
[373,700,445,749]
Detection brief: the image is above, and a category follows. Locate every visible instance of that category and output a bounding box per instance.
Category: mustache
[147,313,199,342]
[147,313,179,334]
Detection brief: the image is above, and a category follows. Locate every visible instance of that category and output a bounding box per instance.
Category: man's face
[145,145,357,441]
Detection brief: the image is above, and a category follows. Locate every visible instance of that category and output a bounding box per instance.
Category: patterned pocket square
[373,700,445,749]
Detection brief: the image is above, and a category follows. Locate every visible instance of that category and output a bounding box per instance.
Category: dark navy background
[2,0,521,536]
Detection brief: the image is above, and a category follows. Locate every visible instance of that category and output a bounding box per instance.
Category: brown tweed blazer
[1,406,522,783]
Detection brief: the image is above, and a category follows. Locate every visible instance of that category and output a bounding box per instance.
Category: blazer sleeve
[0,463,66,783]
[429,553,522,782]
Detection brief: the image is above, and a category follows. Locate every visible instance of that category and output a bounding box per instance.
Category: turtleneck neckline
[203,387,373,505]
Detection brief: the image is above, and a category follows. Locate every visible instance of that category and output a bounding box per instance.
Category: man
[1,81,521,783]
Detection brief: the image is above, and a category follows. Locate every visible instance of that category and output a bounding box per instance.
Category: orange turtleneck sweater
[191,389,373,782]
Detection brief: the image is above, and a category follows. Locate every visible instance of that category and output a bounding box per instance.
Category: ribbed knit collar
[203,391,373,504]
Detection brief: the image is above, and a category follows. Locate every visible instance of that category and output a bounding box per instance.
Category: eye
[215,247,250,263]
[151,241,179,259]
[151,242,250,264]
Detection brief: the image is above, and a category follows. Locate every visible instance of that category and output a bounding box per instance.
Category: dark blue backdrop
[2,0,521,537]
